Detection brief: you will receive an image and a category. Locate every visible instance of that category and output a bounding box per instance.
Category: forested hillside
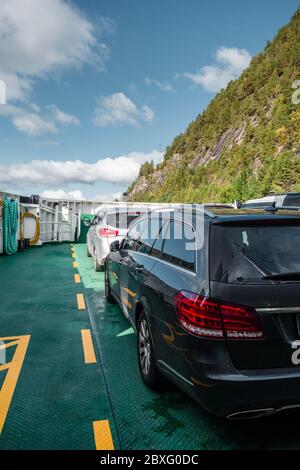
[128,8,300,202]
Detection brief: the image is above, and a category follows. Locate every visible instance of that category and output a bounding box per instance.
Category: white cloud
[48,105,80,126]
[145,78,175,92]
[93,93,154,127]
[40,189,123,202]
[94,192,123,202]
[184,47,252,92]
[0,0,113,102]
[12,112,57,136]
[0,104,57,135]
[0,103,79,135]
[0,150,164,187]
[41,189,85,200]
[216,47,251,70]
[41,190,123,201]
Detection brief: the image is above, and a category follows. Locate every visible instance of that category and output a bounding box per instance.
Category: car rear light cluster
[99,227,119,238]
[174,290,263,340]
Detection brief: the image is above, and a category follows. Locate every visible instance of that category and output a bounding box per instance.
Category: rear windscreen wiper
[263,272,300,281]
[233,242,271,277]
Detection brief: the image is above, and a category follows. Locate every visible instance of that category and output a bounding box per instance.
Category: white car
[243,192,300,209]
[85,206,148,271]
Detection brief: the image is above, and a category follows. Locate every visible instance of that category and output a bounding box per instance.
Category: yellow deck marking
[0,335,30,434]
[74,274,81,284]
[123,287,137,298]
[71,252,76,258]
[93,420,114,450]
[73,261,78,268]
[122,296,132,309]
[0,340,19,350]
[77,293,86,310]
[81,330,97,364]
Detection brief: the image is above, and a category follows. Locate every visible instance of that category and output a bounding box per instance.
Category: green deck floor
[1,243,300,450]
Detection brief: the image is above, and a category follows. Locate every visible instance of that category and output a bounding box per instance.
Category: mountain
[128,8,300,203]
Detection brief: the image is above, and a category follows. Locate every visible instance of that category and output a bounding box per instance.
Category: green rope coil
[3,197,18,255]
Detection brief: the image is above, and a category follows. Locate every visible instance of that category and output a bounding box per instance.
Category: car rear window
[283,195,300,207]
[106,212,143,229]
[210,224,300,284]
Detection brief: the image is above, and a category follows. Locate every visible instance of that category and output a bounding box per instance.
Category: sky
[0,0,299,201]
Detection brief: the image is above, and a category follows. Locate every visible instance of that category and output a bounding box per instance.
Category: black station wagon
[104,205,300,418]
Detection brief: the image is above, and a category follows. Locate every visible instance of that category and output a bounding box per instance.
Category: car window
[92,215,101,225]
[122,219,147,251]
[243,202,273,208]
[160,221,196,271]
[210,224,300,284]
[150,228,165,259]
[283,195,300,207]
[136,217,163,255]
[106,211,144,229]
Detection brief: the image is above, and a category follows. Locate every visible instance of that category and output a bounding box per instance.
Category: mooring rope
[3,197,18,255]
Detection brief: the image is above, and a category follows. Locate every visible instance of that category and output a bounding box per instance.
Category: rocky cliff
[128,8,300,203]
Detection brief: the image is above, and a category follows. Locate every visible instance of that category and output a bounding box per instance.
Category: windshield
[210,224,300,284]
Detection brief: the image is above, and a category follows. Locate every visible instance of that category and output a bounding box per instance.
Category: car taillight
[174,290,263,340]
[174,291,223,338]
[219,302,263,339]
[99,227,119,237]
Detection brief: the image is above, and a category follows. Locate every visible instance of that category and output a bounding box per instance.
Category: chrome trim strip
[227,408,275,420]
[256,306,300,314]
[157,360,194,387]
[276,403,300,412]
[135,251,197,277]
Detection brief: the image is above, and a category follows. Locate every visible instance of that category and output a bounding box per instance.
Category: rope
[20,212,41,246]
[3,197,18,255]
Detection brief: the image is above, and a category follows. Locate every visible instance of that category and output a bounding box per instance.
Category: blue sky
[0,0,299,200]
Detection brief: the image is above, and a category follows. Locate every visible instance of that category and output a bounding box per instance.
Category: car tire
[87,244,92,257]
[137,311,162,390]
[94,249,103,272]
[105,266,116,304]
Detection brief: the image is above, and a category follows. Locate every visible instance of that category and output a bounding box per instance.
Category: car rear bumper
[95,238,110,265]
[189,367,300,418]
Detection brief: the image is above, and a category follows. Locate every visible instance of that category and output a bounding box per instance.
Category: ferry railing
[40,221,72,243]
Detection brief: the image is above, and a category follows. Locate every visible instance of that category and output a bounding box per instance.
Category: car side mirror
[83,217,92,227]
[110,240,120,252]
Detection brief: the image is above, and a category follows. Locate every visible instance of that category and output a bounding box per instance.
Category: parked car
[243,192,300,209]
[86,206,147,271]
[104,204,300,418]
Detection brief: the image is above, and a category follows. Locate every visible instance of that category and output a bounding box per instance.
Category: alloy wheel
[139,319,151,376]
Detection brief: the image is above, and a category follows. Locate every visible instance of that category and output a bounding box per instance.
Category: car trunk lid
[209,218,300,370]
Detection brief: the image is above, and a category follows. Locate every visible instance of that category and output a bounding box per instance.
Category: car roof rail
[263,204,300,213]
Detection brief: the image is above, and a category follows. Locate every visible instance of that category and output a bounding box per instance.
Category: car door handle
[134,264,144,273]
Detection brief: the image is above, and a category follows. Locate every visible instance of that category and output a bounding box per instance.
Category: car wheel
[86,244,92,257]
[105,266,116,304]
[137,311,161,390]
[94,249,102,272]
